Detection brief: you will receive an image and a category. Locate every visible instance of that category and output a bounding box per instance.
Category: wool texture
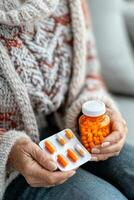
[0,0,118,199]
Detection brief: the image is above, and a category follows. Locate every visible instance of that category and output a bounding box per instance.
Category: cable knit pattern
[0,0,59,26]
[0,43,39,142]
[0,0,119,199]
[0,1,73,114]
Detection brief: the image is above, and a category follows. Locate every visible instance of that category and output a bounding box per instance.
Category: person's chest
[0,0,73,114]
[0,0,73,72]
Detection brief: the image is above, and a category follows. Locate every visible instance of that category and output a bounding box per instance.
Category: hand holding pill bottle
[79,100,111,152]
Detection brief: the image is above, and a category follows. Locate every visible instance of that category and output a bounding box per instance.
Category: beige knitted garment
[0,0,73,117]
[0,0,118,199]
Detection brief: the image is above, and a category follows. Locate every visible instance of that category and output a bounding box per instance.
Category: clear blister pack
[39,129,91,171]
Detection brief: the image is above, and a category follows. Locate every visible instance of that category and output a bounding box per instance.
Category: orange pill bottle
[79,100,111,152]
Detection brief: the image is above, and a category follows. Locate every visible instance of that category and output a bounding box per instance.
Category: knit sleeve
[0,130,31,200]
[64,1,119,132]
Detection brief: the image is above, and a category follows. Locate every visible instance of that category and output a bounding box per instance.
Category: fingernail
[91,157,98,161]
[69,171,76,177]
[92,148,100,154]
[101,142,110,148]
[48,161,57,171]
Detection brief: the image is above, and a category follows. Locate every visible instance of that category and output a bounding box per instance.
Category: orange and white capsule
[57,154,69,167]
[56,135,66,146]
[75,144,85,157]
[67,149,79,162]
[65,129,74,139]
[44,140,56,154]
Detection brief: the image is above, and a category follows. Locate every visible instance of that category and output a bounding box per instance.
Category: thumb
[30,142,57,172]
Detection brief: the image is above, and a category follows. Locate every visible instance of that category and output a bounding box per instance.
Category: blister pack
[39,129,91,171]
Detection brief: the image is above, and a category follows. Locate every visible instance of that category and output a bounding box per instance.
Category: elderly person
[0,0,133,200]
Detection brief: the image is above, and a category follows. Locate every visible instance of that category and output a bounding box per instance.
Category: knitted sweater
[0,0,73,117]
[0,0,118,199]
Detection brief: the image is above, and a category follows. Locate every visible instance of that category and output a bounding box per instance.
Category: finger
[25,157,75,187]
[91,151,120,161]
[99,143,121,154]
[49,170,76,185]
[109,109,122,119]
[107,110,124,127]
[55,178,68,186]
[40,171,75,186]
[92,137,125,154]
[110,113,127,131]
[31,162,76,185]
[102,131,124,144]
[107,110,121,122]
[30,143,57,171]
[112,120,124,131]
[103,122,127,145]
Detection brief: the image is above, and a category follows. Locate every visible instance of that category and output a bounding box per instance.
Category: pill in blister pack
[67,149,79,162]
[65,129,74,139]
[39,129,91,171]
[44,140,56,154]
[75,144,85,157]
[56,135,66,146]
[57,154,69,167]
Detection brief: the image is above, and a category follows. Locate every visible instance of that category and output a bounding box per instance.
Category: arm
[0,129,30,199]
[0,54,74,199]
[65,0,118,132]
[65,1,127,161]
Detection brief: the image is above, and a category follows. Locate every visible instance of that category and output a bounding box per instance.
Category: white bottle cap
[82,100,106,117]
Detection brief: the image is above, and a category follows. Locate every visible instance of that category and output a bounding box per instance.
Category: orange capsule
[83,143,89,148]
[44,140,56,154]
[93,137,97,143]
[89,142,95,149]
[56,135,66,146]
[88,132,92,137]
[98,131,103,136]
[81,130,88,135]
[103,132,107,137]
[57,154,69,167]
[81,139,87,144]
[93,132,98,137]
[100,135,104,141]
[65,129,74,139]
[81,136,87,140]
[94,139,100,145]
[67,149,79,162]
[75,144,85,157]
[87,137,92,143]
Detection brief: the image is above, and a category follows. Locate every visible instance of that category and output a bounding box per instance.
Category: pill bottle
[79,100,111,152]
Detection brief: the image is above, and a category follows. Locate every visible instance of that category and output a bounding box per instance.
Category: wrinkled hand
[91,109,128,161]
[8,139,75,187]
